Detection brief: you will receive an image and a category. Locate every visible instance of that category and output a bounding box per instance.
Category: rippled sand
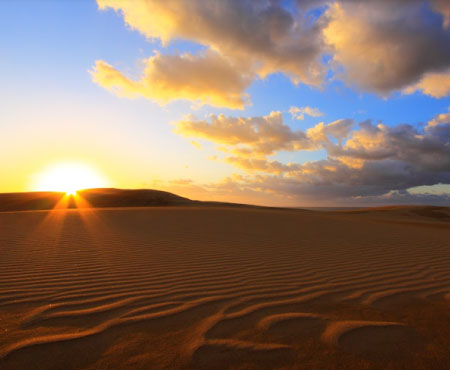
[1,206,450,370]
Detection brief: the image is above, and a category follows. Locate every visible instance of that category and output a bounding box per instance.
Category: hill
[0,188,193,212]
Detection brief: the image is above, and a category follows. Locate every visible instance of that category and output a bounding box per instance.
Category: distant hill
[0,188,261,212]
[0,188,193,212]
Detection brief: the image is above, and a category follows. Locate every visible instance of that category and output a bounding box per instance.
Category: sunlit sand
[1,192,449,370]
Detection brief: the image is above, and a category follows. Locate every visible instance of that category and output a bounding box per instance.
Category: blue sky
[1,0,450,206]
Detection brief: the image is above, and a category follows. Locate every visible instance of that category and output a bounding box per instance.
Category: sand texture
[1,205,450,370]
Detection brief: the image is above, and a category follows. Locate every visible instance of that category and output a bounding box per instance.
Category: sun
[34,163,108,195]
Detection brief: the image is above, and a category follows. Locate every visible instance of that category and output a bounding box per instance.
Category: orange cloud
[174,111,317,158]
[404,69,450,98]
[97,0,326,87]
[224,157,301,175]
[91,51,252,109]
[427,107,450,127]
[95,0,450,102]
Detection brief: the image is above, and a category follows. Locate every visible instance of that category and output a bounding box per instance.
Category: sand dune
[0,188,258,213]
[0,189,193,212]
[1,204,450,369]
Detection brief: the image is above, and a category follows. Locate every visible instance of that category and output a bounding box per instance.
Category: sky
[1,0,450,206]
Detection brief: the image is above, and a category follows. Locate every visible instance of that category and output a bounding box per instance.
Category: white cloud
[289,106,324,120]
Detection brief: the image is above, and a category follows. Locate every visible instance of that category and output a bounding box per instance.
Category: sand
[1,205,450,370]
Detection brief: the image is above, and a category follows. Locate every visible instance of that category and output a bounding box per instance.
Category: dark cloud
[323,1,450,94]
[327,119,450,172]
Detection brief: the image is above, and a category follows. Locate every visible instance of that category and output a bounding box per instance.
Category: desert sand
[1,197,450,369]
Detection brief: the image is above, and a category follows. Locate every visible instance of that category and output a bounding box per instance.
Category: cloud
[427,108,450,127]
[95,0,450,103]
[306,118,354,144]
[174,111,354,162]
[289,106,324,120]
[173,107,450,204]
[226,157,450,205]
[323,1,450,95]
[327,119,450,173]
[403,68,450,98]
[190,140,202,150]
[174,111,317,158]
[175,112,356,163]
[224,157,302,175]
[156,172,450,207]
[431,0,450,28]
[91,51,252,109]
[97,0,326,86]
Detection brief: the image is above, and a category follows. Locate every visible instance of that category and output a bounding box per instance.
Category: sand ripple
[0,207,449,369]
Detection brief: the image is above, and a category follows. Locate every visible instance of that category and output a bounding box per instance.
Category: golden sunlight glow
[33,163,108,195]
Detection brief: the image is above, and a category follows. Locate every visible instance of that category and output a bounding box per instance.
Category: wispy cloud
[289,106,324,120]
